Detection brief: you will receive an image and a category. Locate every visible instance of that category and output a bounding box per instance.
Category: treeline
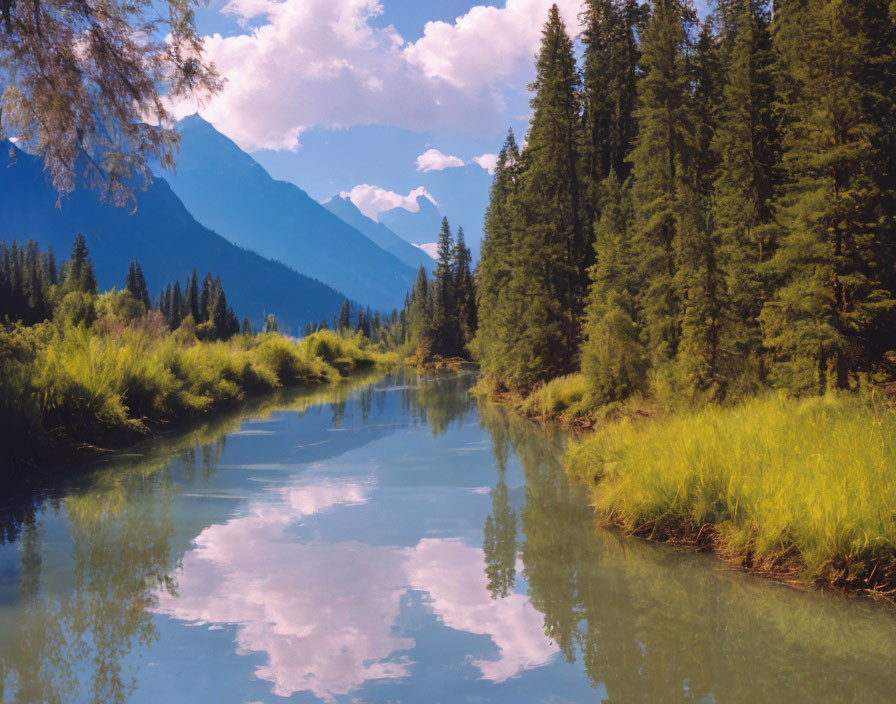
[0,234,248,342]
[399,218,476,360]
[315,217,477,361]
[475,0,896,403]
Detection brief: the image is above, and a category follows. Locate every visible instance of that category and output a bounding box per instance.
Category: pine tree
[44,246,58,286]
[199,273,214,323]
[170,281,184,328]
[712,0,780,381]
[408,265,432,355]
[500,4,587,387]
[581,0,642,190]
[338,299,351,332]
[66,233,97,295]
[185,269,200,322]
[628,0,698,373]
[432,218,458,355]
[452,226,477,345]
[473,130,521,378]
[762,0,896,391]
[581,174,648,402]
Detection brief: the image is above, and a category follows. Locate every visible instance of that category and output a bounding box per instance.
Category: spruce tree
[581,0,642,190]
[453,227,476,345]
[503,4,587,387]
[338,299,351,332]
[628,0,698,373]
[199,273,214,323]
[432,218,457,355]
[581,174,647,402]
[408,265,432,354]
[762,0,896,391]
[185,269,200,322]
[473,130,521,377]
[712,0,779,380]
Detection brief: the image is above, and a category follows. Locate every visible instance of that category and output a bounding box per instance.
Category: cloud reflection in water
[154,481,556,701]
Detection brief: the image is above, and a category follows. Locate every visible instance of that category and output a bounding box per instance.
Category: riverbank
[0,321,397,475]
[564,392,896,601]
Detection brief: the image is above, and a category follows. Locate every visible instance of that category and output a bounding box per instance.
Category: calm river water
[2,370,896,703]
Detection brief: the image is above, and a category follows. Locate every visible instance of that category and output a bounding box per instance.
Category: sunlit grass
[565,392,896,585]
[0,324,397,467]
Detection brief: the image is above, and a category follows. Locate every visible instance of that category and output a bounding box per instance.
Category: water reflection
[479,402,896,703]
[1,371,896,704]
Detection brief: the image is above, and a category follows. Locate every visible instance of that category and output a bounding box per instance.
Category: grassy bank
[473,372,657,429]
[565,392,896,597]
[0,320,397,473]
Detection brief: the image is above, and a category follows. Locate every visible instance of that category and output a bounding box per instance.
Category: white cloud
[403,0,582,89]
[169,0,583,152]
[415,148,465,172]
[473,153,499,174]
[414,242,439,260]
[340,184,438,222]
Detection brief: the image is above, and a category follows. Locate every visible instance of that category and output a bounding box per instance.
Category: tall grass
[0,324,396,470]
[565,392,896,587]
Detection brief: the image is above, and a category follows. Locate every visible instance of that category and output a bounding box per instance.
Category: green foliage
[0,320,397,472]
[566,392,896,583]
[55,291,97,328]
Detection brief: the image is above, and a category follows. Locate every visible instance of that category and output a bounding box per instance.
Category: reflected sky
[4,371,896,704]
[154,476,556,700]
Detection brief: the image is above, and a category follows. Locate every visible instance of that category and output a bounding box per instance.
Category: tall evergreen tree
[185,269,200,322]
[499,5,587,387]
[453,227,477,346]
[762,0,896,391]
[628,0,698,373]
[473,130,521,377]
[432,218,458,355]
[581,174,648,402]
[712,0,780,381]
[338,299,351,332]
[581,0,642,191]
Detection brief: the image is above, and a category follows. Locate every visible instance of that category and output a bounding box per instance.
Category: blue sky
[184,0,711,252]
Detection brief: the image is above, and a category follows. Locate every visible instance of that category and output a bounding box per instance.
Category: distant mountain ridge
[0,143,346,333]
[322,196,435,273]
[159,116,417,311]
[378,195,445,253]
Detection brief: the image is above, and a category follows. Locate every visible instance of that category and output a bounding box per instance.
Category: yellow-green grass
[565,392,896,590]
[0,324,397,469]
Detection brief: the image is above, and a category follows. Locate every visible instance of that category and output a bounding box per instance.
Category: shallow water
[2,370,896,703]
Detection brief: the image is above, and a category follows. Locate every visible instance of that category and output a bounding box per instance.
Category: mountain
[159,115,417,311]
[379,195,445,253]
[0,144,345,333]
[322,196,435,273]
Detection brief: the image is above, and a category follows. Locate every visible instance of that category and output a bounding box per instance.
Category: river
[1,370,896,703]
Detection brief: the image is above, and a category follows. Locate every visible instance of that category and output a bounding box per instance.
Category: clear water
[2,370,896,704]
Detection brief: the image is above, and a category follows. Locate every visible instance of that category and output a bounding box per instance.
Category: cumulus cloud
[473,153,499,174]
[340,184,438,221]
[416,148,465,172]
[403,0,582,89]
[170,0,583,151]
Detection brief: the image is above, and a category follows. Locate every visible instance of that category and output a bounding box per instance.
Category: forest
[474,0,896,406]
[0,234,397,472]
[469,0,896,593]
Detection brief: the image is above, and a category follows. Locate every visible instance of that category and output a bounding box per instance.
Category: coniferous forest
[474,0,896,406]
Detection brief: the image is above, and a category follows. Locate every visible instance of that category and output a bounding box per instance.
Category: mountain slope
[160,116,417,310]
[0,144,345,333]
[379,195,445,251]
[323,196,434,273]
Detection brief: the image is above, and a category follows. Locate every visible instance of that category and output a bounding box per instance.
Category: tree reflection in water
[477,401,896,703]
